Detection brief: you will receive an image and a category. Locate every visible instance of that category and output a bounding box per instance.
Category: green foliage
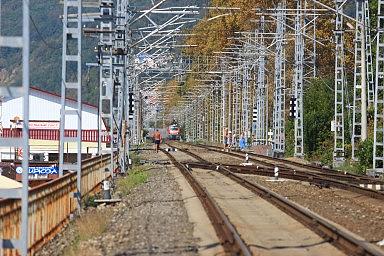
[356,138,374,172]
[117,166,149,196]
[308,138,334,166]
[336,161,365,175]
[370,1,378,32]
[246,136,253,146]
[130,151,141,165]
[285,119,294,157]
[83,195,97,208]
[0,1,99,103]
[303,78,334,165]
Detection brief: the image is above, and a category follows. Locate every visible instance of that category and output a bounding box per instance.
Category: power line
[29,14,61,51]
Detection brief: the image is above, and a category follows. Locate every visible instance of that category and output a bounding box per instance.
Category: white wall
[0,90,106,130]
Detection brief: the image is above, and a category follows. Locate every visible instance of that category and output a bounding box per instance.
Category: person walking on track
[223,128,229,151]
[153,129,162,153]
[239,133,246,151]
[227,131,233,151]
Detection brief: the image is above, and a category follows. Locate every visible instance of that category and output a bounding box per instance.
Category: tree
[356,138,373,172]
[303,78,334,164]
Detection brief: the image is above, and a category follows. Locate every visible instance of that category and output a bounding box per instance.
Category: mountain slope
[0,1,206,103]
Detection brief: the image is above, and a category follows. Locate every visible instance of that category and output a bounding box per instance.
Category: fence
[0,129,110,143]
[0,154,112,255]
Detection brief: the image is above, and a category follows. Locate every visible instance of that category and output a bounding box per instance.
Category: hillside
[0,0,205,103]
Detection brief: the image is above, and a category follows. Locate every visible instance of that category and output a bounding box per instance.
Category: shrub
[356,138,374,172]
[117,166,149,196]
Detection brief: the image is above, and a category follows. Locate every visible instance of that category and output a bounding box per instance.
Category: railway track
[166,144,384,256]
[175,142,384,201]
[190,143,384,185]
[160,148,252,256]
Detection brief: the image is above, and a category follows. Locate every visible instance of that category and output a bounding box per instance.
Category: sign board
[16,166,59,175]
[29,121,60,130]
[331,120,335,132]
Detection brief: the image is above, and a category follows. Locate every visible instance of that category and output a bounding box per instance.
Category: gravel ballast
[243,175,384,244]
[37,149,198,256]
[177,143,384,247]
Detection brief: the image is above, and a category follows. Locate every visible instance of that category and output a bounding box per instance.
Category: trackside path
[176,142,384,249]
[169,149,346,256]
[37,149,201,256]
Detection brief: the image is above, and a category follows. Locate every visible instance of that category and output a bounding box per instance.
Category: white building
[0,87,107,158]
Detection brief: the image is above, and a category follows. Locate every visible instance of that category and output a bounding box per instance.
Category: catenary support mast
[0,1,30,254]
[373,0,384,173]
[59,0,82,211]
[273,1,286,157]
[333,0,346,166]
[293,0,304,157]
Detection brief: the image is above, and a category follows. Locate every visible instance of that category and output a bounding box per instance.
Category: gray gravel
[242,175,384,246]
[35,218,78,256]
[178,143,384,249]
[86,166,198,255]
[36,149,199,256]
[170,143,244,165]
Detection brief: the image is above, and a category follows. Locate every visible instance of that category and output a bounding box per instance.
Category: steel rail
[186,162,384,201]
[198,143,384,185]
[161,149,252,256]
[182,143,384,185]
[176,143,384,200]
[173,146,384,256]
[217,166,384,256]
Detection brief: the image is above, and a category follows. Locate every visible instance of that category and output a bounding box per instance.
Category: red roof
[30,86,98,110]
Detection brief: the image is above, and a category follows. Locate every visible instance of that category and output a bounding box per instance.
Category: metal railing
[0,154,111,255]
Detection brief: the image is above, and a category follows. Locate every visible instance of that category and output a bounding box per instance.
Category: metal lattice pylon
[303,0,317,79]
[59,0,82,210]
[210,87,214,142]
[221,63,227,145]
[293,0,304,157]
[242,59,250,138]
[234,69,240,137]
[352,0,372,161]
[273,1,286,156]
[333,0,346,165]
[352,0,364,161]
[124,8,134,169]
[255,16,266,144]
[0,1,30,254]
[114,0,127,171]
[373,0,384,172]
[98,2,115,175]
[228,74,233,133]
[365,0,375,105]
[215,82,221,142]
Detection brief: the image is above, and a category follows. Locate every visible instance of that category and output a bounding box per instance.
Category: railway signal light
[252,107,257,122]
[289,97,297,119]
[96,45,102,64]
[128,92,134,119]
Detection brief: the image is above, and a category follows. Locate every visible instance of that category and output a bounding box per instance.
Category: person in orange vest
[153,129,162,153]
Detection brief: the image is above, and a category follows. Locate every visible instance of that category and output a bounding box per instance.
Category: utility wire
[29,14,61,51]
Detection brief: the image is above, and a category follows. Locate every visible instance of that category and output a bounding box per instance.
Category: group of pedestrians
[223,128,248,151]
[152,127,248,153]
